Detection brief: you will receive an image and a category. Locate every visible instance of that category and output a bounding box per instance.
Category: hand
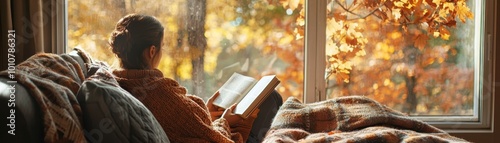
[221,104,244,126]
[231,108,260,142]
[206,91,225,121]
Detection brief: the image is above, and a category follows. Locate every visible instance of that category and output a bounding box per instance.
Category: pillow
[76,67,169,143]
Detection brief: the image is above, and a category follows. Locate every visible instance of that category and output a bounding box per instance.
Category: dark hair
[109,14,164,69]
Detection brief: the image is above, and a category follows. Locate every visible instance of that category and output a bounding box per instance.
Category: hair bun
[110,28,132,60]
[109,14,164,69]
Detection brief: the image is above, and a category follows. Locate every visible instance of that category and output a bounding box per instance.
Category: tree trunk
[187,0,207,97]
[174,3,187,82]
[404,76,417,113]
[403,47,419,114]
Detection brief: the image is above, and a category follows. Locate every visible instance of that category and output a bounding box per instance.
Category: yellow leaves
[278,35,294,45]
[394,1,404,8]
[443,2,455,11]
[296,16,305,26]
[456,0,473,22]
[356,49,366,56]
[388,31,402,40]
[176,59,192,80]
[392,8,401,21]
[375,41,394,60]
[432,0,442,6]
[439,27,450,40]
[432,26,450,40]
[326,41,340,55]
[326,18,343,35]
[433,31,440,38]
[339,44,352,52]
[325,17,368,83]
[280,0,302,10]
[438,2,455,19]
[372,83,379,90]
[328,60,352,83]
[204,47,222,74]
[294,27,304,40]
[288,0,300,10]
[383,78,391,86]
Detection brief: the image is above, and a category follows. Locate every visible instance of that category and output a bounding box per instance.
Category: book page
[213,73,257,109]
[234,75,279,118]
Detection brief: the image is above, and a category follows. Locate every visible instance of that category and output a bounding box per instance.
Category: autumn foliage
[68,0,475,115]
[277,0,475,115]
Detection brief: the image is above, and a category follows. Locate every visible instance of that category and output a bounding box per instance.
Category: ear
[149,45,157,58]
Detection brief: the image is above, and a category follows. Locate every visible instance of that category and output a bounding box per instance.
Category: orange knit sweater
[113,69,243,143]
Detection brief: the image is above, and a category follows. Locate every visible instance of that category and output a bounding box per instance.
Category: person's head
[109,14,164,69]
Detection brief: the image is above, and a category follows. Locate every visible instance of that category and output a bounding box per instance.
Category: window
[67,0,305,101]
[66,0,495,132]
[305,0,494,131]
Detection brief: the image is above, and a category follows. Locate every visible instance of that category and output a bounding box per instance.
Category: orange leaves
[325,18,368,83]
[362,0,383,8]
[279,0,303,10]
[456,1,474,22]
[438,27,450,40]
[392,8,402,21]
[413,34,429,50]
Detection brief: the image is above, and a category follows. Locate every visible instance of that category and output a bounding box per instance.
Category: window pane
[67,0,305,101]
[324,0,477,115]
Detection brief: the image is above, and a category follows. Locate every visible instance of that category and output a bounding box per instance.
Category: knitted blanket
[0,52,88,142]
[263,96,469,143]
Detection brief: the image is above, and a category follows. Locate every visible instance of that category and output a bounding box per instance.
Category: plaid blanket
[263,96,469,143]
[0,51,89,142]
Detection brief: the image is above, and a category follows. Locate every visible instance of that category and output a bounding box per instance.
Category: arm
[205,91,260,142]
[183,94,244,143]
[143,78,243,143]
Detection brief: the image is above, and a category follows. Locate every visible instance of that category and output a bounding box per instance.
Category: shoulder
[186,94,207,106]
[149,77,188,95]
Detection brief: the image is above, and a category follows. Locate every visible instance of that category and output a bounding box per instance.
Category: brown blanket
[263,96,469,143]
[1,52,88,142]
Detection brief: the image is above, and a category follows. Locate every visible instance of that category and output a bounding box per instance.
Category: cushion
[76,66,169,143]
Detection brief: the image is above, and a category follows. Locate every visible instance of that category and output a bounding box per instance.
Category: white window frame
[59,0,495,133]
[304,0,496,133]
[55,0,67,55]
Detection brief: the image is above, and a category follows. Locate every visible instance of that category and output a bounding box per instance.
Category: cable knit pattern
[113,69,243,143]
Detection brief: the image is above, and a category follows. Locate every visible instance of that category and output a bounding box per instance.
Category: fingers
[221,107,230,118]
[211,111,224,117]
[229,103,237,111]
[223,104,237,117]
[217,107,225,111]
[250,108,260,118]
[207,91,220,104]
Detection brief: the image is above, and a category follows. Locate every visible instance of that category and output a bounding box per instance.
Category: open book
[213,73,280,119]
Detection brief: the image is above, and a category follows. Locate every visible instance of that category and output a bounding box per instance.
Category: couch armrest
[0,77,43,143]
[67,49,89,78]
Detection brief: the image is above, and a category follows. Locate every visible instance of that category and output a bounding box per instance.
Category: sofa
[0,49,169,143]
[0,50,86,143]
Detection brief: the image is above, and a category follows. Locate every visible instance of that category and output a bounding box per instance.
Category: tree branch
[333,0,383,21]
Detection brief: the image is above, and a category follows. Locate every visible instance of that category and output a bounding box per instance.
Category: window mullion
[304,0,327,103]
[56,0,67,54]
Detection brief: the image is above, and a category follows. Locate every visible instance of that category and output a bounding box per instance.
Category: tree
[277,0,474,114]
[68,0,474,115]
[187,0,208,96]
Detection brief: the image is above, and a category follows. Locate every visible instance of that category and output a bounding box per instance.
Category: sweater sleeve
[186,95,244,142]
[142,79,243,143]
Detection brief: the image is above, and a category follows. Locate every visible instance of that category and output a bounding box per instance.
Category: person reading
[108,14,283,143]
